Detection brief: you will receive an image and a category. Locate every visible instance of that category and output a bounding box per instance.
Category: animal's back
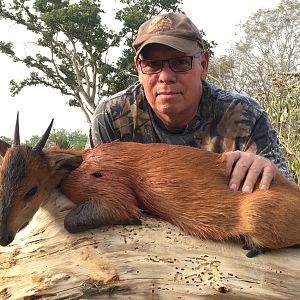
[61,141,300,248]
[127,143,244,240]
[63,142,242,240]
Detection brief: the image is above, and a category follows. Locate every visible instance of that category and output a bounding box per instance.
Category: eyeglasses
[138,51,203,75]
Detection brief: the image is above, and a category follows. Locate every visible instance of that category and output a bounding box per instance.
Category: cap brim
[135,36,200,58]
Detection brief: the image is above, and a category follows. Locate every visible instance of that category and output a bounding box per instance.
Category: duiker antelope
[0,115,300,257]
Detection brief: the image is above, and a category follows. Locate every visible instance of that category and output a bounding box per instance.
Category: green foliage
[0,136,13,144]
[0,0,217,122]
[208,0,299,98]
[258,72,300,183]
[0,0,117,124]
[25,128,87,150]
[0,129,86,165]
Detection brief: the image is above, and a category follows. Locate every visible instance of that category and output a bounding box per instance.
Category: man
[91,12,294,193]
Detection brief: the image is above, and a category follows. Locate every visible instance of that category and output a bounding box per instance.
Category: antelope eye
[24,186,38,201]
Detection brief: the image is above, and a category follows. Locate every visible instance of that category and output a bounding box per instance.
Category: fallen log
[1,190,300,299]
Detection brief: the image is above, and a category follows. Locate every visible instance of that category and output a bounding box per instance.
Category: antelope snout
[0,229,15,246]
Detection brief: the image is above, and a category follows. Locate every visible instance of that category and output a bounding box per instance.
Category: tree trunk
[1,190,299,299]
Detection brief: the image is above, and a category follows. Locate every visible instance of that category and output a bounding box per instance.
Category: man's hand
[223,151,276,193]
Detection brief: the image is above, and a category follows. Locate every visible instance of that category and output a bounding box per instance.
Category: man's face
[135,44,209,128]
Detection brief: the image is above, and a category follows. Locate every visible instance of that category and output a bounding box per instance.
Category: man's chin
[156,99,182,113]
[157,106,180,118]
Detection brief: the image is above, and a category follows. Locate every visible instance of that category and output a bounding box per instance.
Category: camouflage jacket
[91,80,294,180]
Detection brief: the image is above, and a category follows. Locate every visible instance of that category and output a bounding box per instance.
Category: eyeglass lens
[140,56,193,74]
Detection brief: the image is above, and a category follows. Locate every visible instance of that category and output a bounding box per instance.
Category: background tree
[208,0,299,100]
[25,128,87,149]
[0,129,87,165]
[0,0,215,126]
[0,0,118,125]
[208,0,300,182]
[262,71,300,182]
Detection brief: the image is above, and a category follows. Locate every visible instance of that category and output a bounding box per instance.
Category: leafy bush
[25,129,87,150]
[257,72,300,184]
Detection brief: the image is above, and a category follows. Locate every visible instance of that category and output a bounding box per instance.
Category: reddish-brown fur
[59,141,300,250]
[1,137,300,254]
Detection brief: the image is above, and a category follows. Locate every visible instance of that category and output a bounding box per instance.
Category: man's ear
[46,152,83,171]
[134,55,144,84]
[0,140,11,157]
[200,50,210,81]
[134,55,140,71]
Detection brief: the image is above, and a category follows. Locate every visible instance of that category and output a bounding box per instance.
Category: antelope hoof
[64,202,99,233]
[64,202,142,234]
[246,246,269,258]
[128,217,142,225]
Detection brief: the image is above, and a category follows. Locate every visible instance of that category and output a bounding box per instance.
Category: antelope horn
[32,119,54,152]
[89,128,95,148]
[13,112,20,146]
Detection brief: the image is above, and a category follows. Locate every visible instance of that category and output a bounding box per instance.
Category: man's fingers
[258,164,275,191]
[229,153,253,191]
[224,151,276,193]
[224,151,241,176]
[241,158,265,193]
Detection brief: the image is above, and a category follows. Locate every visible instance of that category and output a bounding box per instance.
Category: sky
[0,0,282,141]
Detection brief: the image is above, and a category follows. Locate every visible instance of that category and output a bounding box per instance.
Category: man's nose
[158,61,176,83]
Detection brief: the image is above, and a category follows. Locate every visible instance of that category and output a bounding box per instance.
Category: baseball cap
[132,12,204,58]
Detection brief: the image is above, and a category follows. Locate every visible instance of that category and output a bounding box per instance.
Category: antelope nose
[0,231,15,246]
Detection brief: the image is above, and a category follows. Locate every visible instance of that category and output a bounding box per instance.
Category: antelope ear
[0,140,11,157]
[46,152,83,171]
